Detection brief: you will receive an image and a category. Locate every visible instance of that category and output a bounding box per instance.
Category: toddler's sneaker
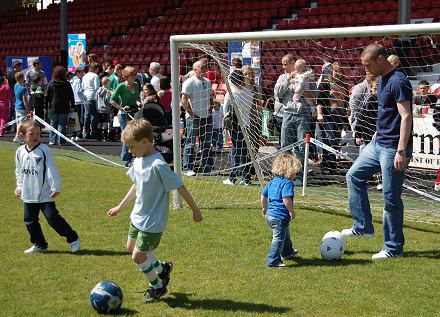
[222,178,234,185]
[24,245,48,254]
[158,261,173,286]
[142,285,168,303]
[239,180,251,186]
[341,228,374,238]
[371,250,403,261]
[281,249,299,261]
[70,237,81,253]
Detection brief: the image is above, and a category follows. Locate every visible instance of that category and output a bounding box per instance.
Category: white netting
[174,32,440,225]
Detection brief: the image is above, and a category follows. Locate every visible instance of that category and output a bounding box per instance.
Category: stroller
[134,101,173,163]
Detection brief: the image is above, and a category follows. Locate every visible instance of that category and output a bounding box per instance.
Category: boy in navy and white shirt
[15,119,79,254]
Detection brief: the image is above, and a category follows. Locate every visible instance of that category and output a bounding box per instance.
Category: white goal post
[169,23,440,221]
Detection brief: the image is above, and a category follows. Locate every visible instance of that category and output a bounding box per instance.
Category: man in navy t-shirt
[341,44,413,261]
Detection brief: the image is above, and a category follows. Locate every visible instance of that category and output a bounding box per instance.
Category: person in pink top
[158,76,172,125]
[0,72,14,136]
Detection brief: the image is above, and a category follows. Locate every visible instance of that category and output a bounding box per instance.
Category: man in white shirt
[181,61,214,176]
[149,62,161,92]
[81,63,100,139]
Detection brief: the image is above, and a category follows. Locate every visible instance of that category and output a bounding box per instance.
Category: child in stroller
[134,101,173,163]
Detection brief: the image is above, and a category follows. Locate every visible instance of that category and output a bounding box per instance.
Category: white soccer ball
[322,230,346,251]
[320,237,345,261]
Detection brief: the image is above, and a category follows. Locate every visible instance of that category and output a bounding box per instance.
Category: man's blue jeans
[83,100,97,139]
[266,215,294,266]
[49,113,67,145]
[346,140,412,254]
[118,112,132,163]
[318,121,339,170]
[183,116,213,173]
[280,112,311,180]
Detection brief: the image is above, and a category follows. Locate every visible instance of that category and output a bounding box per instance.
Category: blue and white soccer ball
[320,235,345,261]
[90,281,123,314]
[322,230,346,251]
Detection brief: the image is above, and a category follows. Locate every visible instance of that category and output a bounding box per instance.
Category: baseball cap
[32,58,41,66]
[12,60,23,67]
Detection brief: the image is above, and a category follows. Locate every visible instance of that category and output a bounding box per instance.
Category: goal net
[170,24,440,225]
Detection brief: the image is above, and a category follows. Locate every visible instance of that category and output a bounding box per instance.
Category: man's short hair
[13,60,23,67]
[232,57,243,69]
[115,64,124,72]
[419,80,430,87]
[121,119,154,143]
[32,58,41,66]
[361,43,387,60]
[282,54,295,62]
[149,62,161,73]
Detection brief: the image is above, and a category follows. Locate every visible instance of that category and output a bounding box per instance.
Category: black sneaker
[142,285,168,303]
[158,261,173,286]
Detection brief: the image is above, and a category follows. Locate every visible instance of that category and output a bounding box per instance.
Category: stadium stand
[0,0,438,84]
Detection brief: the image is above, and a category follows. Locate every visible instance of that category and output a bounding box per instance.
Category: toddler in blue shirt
[261,153,302,267]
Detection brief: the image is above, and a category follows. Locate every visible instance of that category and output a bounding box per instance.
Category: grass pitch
[1,143,439,317]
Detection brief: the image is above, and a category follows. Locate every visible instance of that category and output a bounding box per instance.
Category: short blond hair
[295,58,307,69]
[121,119,153,143]
[101,76,109,84]
[122,66,136,78]
[271,153,302,179]
[18,118,40,135]
[387,54,400,67]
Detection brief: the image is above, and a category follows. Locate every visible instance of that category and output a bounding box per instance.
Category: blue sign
[67,33,87,72]
[6,56,53,81]
[228,41,262,87]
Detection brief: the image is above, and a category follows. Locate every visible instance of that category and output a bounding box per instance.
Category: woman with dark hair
[46,66,75,145]
[0,73,14,137]
[158,76,172,124]
[141,83,160,104]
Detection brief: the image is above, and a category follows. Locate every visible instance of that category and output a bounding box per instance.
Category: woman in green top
[110,66,141,165]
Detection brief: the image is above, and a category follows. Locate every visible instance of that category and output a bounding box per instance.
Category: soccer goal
[170,23,440,225]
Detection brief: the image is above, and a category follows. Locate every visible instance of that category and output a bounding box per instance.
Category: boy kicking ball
[107,119,203,303]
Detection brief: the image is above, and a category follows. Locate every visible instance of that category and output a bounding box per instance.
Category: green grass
[1,143,440,316]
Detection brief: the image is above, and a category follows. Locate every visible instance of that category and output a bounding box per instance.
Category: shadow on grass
[306,207,440,234]
[47,249,131,256]
[112,307,139,315]
[404,249,440,259]
[164,292,289,314]
[291,256,371,267]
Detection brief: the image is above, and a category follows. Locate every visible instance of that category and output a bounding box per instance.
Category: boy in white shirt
[107,119,203,303]
[15,119,80,254]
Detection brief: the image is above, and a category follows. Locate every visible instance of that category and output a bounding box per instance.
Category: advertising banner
[6,56,53,80]
[67,33,87,72]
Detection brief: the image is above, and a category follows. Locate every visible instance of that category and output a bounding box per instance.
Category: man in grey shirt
[181,61,214,176]
[349,71,376,131]
[25,58,48,110]
[274,54,312,185]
